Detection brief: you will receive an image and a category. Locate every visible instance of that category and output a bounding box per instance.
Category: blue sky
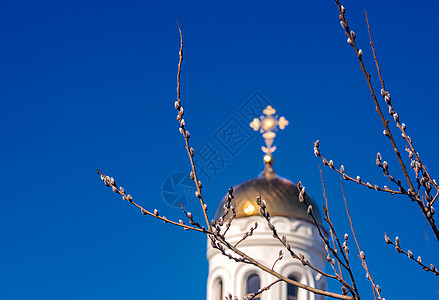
[1,0,439,299]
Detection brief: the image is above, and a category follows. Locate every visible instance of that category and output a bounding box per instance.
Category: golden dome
[214,165,322,224]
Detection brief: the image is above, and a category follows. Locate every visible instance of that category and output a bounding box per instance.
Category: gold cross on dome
[249,105,289,158]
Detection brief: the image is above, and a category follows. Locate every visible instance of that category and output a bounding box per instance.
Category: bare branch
[384,233,439,276]
[314,141,402,195]
[212,232,355,300]
[271,250,283,271]
[319,164,345,279]
[243,279,282,300]
[234,222,258,247]
[333,0,439,242]
[174,26,211,231]
[96,169,204,233]
[341,178,383,299]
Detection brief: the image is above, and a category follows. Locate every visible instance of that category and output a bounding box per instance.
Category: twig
[98,168,353,299]
[266,181,360,299]
[234,222,258,247]
[341,178,383,299]
[334,0,439,242]
[365,12,438,195]
[314,141,402,195]
[212,232,355,300]
[174,25,211,231]
[271,250,283,270]
[384,233,439,276]
[178,203,202,229]
[96,170,204,233]
[319,164,345,279]
[243,279,282,300]
[335,0,414,194]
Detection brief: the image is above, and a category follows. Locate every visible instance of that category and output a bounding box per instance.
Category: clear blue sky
[1,0,438,299]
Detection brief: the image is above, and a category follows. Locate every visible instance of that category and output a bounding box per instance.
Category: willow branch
[257,193,356,293]
[213,232,354,300]
[341,178,383,299]
[244,279,282,300]
[365,11,438,195]
[384,233,439,276]
[334,1,439,242]
[96,170,204,233]
[174,25,211,231]
[320,164,345,279]
[335,0,414,194]
[314,141,402,195]
[234,222,258,247]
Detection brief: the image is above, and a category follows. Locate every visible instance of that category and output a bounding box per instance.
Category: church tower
[206,106,327,300]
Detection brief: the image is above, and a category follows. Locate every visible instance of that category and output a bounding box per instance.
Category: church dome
[214,164,322,223]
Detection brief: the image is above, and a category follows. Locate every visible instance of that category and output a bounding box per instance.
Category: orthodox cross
[249,105,289,162]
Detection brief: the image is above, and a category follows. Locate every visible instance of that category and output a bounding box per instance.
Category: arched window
[287,275,298,300]
[213,277,223,300]
[246,273,261,297]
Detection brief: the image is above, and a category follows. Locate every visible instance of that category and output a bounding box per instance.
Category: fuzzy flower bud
[329,160,334,168]
[350,30,356,39]
[340,21,347,29]
[385,94,391,104]
[388,107,395,115]
[256,195,261,205]
[268,222,275,231]
[104,176,111,187]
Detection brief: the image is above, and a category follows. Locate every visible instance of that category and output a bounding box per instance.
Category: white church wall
[206,215,327,300]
